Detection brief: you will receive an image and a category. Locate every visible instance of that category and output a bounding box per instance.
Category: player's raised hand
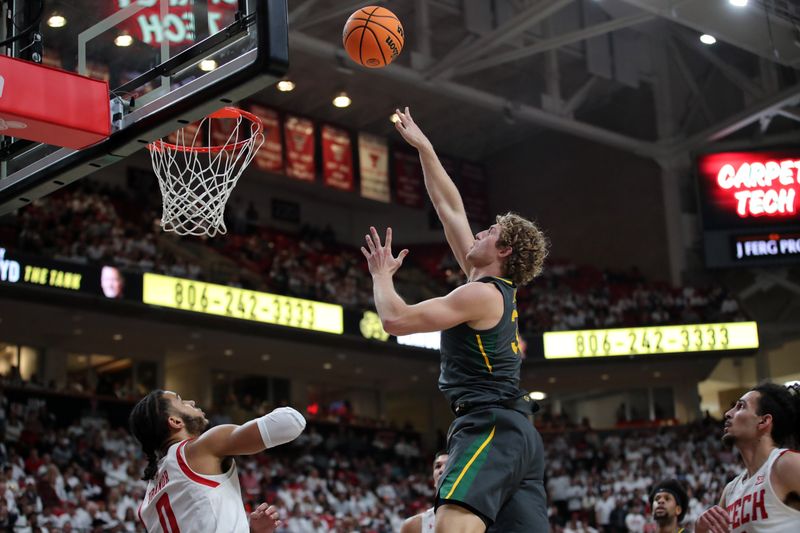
[361,226,409,277]
[694,505,731,533]
[249,503,281,533]
[394,107,433,151]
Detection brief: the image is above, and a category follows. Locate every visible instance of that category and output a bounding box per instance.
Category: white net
[148,108,264,237]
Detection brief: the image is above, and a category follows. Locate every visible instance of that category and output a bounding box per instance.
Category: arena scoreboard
[142,273,344,334]
[696,149,800,267]
[543,322,759,359]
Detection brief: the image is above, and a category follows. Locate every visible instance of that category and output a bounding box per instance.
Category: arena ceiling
[260,0,800,160]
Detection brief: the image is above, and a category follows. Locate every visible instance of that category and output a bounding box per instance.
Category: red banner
[460,162,490,224]
[358,133,390,202]
[248,104,283,173]
[393,149,424,208]
[322,125,354,191]
[284,116,315,182]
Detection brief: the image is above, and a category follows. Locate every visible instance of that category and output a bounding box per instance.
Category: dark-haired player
[401,451,450,533]
[129,390,305,532]
[362,107,549,533]
[650,479,688,533]
[695,382,800,533]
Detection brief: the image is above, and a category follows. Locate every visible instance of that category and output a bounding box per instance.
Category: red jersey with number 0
[138,439,248,533]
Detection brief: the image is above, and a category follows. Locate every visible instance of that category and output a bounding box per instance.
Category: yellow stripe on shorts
[445,426,496,499]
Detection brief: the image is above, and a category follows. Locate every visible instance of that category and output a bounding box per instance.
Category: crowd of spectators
[417,249,747,338]
[1,182,747,335]
[0,382,741,533]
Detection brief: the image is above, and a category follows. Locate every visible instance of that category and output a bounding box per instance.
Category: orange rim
[148,107,264,154]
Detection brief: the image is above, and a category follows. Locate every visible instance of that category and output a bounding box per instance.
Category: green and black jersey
[438,276,526,408]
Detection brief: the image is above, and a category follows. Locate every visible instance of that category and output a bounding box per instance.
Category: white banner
[358,133,390,202]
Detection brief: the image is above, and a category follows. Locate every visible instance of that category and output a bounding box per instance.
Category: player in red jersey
[129,390,305,532]
[695,382,800,533]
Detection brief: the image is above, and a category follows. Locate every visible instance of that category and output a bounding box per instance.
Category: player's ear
[167,415,184,430]
[497,245,512,258]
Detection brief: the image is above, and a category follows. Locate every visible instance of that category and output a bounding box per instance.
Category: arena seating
[1,183,747,338]
[0,381,735,532]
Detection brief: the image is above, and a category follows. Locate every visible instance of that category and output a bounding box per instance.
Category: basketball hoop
[148,107,264,237]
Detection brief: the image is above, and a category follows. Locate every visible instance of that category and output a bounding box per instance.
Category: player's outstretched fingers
[370,226,383,248]
[365,232,376,253]
[385,227,393,250]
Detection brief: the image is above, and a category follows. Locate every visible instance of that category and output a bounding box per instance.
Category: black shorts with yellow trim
[435,407,547,532]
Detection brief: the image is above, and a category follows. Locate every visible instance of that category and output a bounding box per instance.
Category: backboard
[0,0,288,214]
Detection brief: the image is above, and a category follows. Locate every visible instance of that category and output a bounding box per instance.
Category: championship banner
[322,125,354,191]
[248,104,283,173]
[284,116,316,182]
[358,133,390,202]
[460,162,490,224]
[393,148,424,208]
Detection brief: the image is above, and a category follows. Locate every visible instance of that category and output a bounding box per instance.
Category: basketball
[342,6,404,68]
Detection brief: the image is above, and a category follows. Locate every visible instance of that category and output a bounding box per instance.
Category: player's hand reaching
[249,503,281,533]
[694,505,731,533]
[394,107,433,151]
[361,226,409,278]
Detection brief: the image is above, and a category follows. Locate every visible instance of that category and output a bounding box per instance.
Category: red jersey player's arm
[399,514,422,533]
[772,450,800,509]
[187,407,306,460]
[694,483,732,533]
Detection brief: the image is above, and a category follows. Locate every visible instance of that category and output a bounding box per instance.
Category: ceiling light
[411,375,419,382]
[261,354,271,361]
[224,349,233,356]
[530,391,547,401]
[276,80,295,92]
[200,59,218,71]
[548,377,557,384]
[323,362,332,370]
[186,344,195,351]
[112,333,123,341]
[729,0,748,7]
[73,328,83,336]
[332,92,351,108]
[700,34,717,45]
[653,371,662,378]
[601,373,609,381]
[390,113,400,124]
[47,14,67,28]
[114,33,133,47]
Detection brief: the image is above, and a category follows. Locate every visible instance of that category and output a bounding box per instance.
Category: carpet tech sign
[698,151,800,227]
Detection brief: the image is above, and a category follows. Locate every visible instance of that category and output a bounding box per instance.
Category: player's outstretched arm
[394,107,474,275]
[187,406,306,459]
[399,514,422,533]
[249,503,281,533]
[362,226,498,336]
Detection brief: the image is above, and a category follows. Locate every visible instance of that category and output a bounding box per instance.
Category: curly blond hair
[495,212,548,286]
